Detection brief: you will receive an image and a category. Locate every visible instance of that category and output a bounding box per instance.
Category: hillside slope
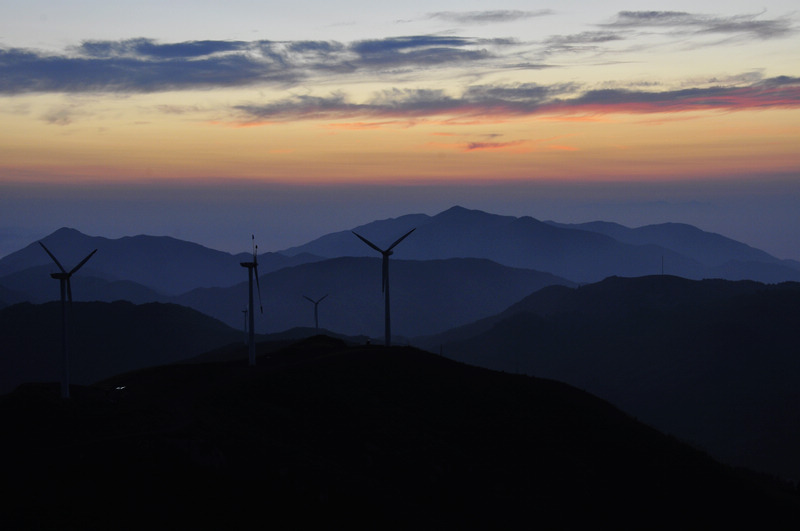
[424,276,800,480]
[0,301,248,394]
[2,337,798,530]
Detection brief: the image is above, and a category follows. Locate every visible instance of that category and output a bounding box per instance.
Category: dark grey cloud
[233,77,800,123]
[235,92,366,121]
[602,10,794,40]
[554,76,800,111]
[465,140,526,151]
[233,83,579,122]
[0,35,510,94]
[75,39,249,59]
[428,10,553,25]
[0,42,300,94]
[351,35,497,68]
[542,31,626,55]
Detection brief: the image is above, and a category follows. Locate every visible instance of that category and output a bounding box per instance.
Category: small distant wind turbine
[39,242,97,399]
[240,235,263,366]
[352,228,415,347]
[302,294,328,332]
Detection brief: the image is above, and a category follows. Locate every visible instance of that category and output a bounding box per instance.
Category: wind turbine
[39,242,97,399]
[302,294,328,332]
[352,228,415,347]
[240,235,263,366]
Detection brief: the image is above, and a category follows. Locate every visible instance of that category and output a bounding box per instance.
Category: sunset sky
[1,1,799,259]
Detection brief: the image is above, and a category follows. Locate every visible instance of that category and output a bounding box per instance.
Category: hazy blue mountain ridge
[0,227,324,296]
[0,264,165,305]
[175,256,574,338]
[546,220,791,268]
[282,206,798,283]
[3,207,798,304]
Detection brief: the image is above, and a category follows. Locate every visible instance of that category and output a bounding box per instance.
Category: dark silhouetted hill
[422,276,800,480]
[1,337,797,530]
[0,301,249,394]
[175,256,573,338]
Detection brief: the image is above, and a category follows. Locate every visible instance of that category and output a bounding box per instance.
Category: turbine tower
[39,242,97,399]
[302,294,328,332]
[240,235,263,366]
[352,228,415,347]
[242,307,248,344]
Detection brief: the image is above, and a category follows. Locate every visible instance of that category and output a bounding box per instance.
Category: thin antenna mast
[240,235,262,366]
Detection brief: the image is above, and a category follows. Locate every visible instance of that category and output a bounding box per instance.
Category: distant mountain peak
[46,227,90,240]
[439,205,474,215]
[435,205,492,218]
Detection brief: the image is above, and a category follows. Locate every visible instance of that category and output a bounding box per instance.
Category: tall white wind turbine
[352,228,415,347]
[39,242,97,399]
[240,236,263,366]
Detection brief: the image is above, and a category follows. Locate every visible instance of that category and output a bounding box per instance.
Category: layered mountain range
[3,206,800,482]
[2,206,798,337]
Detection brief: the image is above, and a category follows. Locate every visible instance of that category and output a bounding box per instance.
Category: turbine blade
[386,228,415,252]
[69,249,98,275]
[67,278,73,305]
[38,242,66,273]
[318,294,328,303]
[352,231,384,253]
[255,265,263,313]
[303,295,314,303]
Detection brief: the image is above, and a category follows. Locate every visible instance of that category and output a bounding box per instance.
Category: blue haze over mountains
[2,206,799,334]
[3,205,800,482]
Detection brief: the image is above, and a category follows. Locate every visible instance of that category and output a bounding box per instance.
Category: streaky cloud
[554,77,800,113]
[465,140,527,151]
[602,10,795,40]
[233,83,578,123]
[232,77,800,124]
[428,10,553,25]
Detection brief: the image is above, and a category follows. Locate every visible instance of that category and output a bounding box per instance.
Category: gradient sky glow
[1,1,799,259]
